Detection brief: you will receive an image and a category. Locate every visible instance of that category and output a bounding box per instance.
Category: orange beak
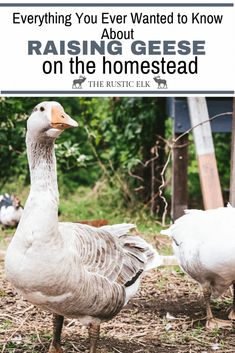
[51,106,78,130]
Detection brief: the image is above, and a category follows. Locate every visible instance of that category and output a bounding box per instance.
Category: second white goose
[162,206,235,329]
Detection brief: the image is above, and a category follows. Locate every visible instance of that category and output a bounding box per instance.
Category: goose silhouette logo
[153,76,167,89]
[72,75,87,89]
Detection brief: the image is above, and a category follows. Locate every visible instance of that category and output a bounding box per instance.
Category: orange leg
[228,284,235,320]
[88,323,100,353]
[203,287,232,329]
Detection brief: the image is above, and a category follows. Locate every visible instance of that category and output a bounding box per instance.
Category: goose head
[27,101,78,140]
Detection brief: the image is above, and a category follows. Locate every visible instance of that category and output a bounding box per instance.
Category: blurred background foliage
[0,97,231,219]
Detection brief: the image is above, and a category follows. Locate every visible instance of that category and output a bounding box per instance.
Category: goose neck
[26,134,59,202]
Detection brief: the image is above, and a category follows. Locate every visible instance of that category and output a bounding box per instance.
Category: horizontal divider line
[1,90,234,94]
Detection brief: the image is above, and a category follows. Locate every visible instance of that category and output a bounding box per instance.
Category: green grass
[0,289,7,297]
[0,180,163,246]
[155,275,168,290]
[0,319,12,331]
[0,227,13,250]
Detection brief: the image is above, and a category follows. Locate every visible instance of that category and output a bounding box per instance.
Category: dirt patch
[1,259,235,353]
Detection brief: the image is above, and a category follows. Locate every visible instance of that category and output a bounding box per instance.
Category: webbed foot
[206,317,232,330]
[48,345,63,353]
[48,344,63,353]
[228,308,235,320]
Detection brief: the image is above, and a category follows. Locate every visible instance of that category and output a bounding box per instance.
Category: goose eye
[40,106,45,112]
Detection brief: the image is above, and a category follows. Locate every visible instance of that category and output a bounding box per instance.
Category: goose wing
[61,222,159,286]
[57,222,161,319]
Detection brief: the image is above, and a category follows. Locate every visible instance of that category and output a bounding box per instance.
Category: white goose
[162,206,235,329]
[5,101,162,353]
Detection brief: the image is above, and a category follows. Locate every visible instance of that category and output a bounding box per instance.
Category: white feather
[100,223,136,237]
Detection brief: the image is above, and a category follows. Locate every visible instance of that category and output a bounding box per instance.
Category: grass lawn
[0,181,164,251]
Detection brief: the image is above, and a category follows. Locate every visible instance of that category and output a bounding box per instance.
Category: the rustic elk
[72,75,87,89]
[153,76,167,89]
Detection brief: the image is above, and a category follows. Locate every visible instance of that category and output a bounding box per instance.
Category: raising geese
[161,206,235,329]
[5,101,162,353]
